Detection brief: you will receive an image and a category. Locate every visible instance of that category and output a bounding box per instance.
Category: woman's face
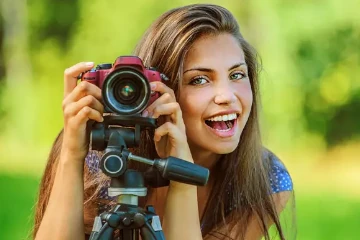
[178,33,253,157]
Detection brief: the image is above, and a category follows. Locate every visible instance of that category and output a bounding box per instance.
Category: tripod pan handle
[154,157,209,186]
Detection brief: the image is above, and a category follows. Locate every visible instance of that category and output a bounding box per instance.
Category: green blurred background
[0,0,359,239]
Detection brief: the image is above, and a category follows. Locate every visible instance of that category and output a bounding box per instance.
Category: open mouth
[205,119,235,131]
[205,113,238,132]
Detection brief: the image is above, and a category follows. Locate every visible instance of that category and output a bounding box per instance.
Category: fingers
[64,95,104,123]
[61,62,104,161]
[64,62,95,98]
[143,92,173,117]
[152,102,185,130]
[63,81,102,107]
[150,81,175,99]
[143,82,176,117]
[154,122,186,143]
[71,106,103,129]
[62,62,104,132]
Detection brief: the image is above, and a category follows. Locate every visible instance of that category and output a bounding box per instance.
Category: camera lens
[102,68,151,115]
[114,80,139,103]
[120,84,135,100]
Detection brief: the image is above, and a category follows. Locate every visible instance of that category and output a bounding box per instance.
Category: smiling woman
[179,33,253,157]
[33,3,296,240]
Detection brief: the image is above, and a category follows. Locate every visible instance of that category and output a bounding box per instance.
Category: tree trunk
[1,0,32,87]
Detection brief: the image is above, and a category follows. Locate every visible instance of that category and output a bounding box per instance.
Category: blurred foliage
[296,26,360,147]
[0,0,358,152]
[28,0,80,49]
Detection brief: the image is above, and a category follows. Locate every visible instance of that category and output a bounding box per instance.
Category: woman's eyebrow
[229,62,247,70]
[183,62,247,74]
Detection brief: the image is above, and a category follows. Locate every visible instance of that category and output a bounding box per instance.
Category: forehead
[184,33,245,69]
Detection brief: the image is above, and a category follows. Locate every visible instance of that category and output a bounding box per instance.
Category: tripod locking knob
[122,217,132,226]
[101,151,127,177]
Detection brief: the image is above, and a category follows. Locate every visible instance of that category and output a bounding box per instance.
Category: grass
[0,174,40,240]
[0,173,359,240]
[295,192,360,240]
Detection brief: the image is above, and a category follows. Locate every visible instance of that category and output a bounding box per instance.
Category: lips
[206,113,238,122]
[205,118,238,138]
[205,118,235,131]
[205,112,239,129]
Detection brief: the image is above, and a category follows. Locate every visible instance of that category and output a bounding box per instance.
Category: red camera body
[81,56,166,115]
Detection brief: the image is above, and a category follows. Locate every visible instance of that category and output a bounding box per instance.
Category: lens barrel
[102,67,151,115]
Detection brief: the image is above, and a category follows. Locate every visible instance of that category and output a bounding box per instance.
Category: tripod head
[88,115,209,240]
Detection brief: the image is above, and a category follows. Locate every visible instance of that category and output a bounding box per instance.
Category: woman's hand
[148,81,201,239]
[61,62,104,162]
[142,82,193,162]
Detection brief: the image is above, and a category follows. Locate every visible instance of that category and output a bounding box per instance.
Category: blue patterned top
[269,156,293,193]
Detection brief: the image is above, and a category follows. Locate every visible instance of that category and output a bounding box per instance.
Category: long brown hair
[33,4,294,239]
[133,4,287,239]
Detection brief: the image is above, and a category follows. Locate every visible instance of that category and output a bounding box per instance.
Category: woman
[33,3,295,240]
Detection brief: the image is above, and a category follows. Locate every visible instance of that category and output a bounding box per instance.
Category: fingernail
[86,62,94,67]
[150,82,156,90]
[154,135,160,142]
[142,110,148,117]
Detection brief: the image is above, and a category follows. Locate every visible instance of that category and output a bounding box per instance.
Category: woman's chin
[211,143,238,154]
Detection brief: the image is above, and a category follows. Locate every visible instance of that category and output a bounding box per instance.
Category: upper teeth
[207,113,237,122]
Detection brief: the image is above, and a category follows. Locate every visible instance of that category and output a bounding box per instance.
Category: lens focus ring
[102,68,151,115]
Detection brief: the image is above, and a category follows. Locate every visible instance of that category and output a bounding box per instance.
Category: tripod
[88,115,209,240]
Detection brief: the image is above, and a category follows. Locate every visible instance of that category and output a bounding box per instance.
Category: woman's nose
[214,83,237,105]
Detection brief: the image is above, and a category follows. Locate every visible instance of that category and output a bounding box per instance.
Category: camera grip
[153,157,209,186]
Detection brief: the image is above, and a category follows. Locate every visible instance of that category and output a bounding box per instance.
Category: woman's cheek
[235,84,252,107]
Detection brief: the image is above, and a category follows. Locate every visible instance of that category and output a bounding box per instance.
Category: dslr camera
[81,56,168,115]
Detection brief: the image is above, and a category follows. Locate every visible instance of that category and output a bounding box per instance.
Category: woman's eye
[190,76,208,85]
[230,72,246,80]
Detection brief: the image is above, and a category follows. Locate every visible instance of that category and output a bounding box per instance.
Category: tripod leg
[139,206,165,240]
[140,224,165,240]
[90,222,115,240]
[120,229,139,240]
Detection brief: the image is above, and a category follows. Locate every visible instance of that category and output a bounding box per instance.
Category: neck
[191,149,220,221]
[190,147,221,171]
